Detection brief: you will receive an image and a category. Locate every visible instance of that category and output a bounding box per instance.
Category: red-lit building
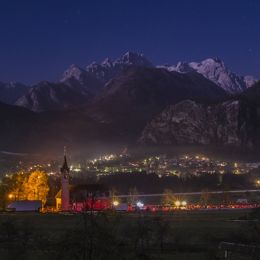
[56,183,111,212]
[56,153,110,211]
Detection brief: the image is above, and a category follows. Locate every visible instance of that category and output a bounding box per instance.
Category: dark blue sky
[0,0,259,84]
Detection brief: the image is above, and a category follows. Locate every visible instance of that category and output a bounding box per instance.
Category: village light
[136,201,144,208]
[112,200,119,207]
[181,200,187,206]
[8,194,14,199]
[175,200,181,207]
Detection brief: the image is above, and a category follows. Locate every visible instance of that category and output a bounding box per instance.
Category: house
[7,200,42,212]
[56,150,110,211]
[55,184,110,211]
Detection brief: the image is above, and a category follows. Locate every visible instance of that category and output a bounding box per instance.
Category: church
[55,151,110,212]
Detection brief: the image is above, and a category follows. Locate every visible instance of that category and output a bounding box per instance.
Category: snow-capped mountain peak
[59,63,103,96]
[189,57,225,72]
[164,58,257,94]
[61,53,257,95]
[85,51,154,83]
[243,75,257,88]
[101,58,113,68]
[114,51,152,66]
[61,64,86,82]
[175,62,195,73]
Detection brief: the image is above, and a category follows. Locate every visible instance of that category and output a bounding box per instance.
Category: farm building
[7,200,42,212]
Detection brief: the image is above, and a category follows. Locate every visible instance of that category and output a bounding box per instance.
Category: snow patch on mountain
[61,64,87,82]
[61,53,258,96]
[160,58,257,94]
[243,75,257,88]
[85,51,154,83]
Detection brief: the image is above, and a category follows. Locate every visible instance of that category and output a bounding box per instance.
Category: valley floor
[0,209,258,259]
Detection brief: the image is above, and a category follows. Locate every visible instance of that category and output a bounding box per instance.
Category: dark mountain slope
[86,67,228,137]
[0,101,124,152]
[15,81,95,112]
[139,83,260,149]
[0,67,231,151]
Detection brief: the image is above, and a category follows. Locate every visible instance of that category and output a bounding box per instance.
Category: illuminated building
[56,184,110,212]
[60,148,70,211]
[56,149,110,211]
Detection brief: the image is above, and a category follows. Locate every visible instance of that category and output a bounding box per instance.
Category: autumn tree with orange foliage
[3,170,49,205]
[23,170,49,204]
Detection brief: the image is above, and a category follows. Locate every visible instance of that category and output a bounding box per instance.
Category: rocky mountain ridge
[1,52,258,112]
[161,58,257,94]
[15,81,96,112]
[85,51,154,83]
[139,91,260,148]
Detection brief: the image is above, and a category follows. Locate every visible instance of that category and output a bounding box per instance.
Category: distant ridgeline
[0,52,259,152]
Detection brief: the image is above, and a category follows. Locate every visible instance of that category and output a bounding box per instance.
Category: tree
[109,188,121,206]
[2,170,49,205]
[162,189,175,206]
[128,187,139,205]
[0,172,27,208]
[222,190,231,206]
[24,170,49,204]
[10,172,27,200]
[200,188,210,207]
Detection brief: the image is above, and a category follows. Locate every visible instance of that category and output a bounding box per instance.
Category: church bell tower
[61,147,70,211]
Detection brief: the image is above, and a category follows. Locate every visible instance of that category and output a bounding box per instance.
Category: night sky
[0,0,259,84]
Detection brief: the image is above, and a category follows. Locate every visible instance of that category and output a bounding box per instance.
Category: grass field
[0,209,256,260]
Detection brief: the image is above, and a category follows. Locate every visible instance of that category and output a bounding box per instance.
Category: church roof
[60,155,70,173]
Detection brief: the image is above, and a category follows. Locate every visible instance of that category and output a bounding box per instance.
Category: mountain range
[85,51,154,83]
[0,52,259,152]
[160,58,257,94]
[0,52,257,111]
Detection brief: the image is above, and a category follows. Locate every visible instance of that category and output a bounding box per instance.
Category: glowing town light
[175,200,181,207]
[112,200,119,207]
[136,201,144,208]
[181,201,187,206]
[8,194,13,199]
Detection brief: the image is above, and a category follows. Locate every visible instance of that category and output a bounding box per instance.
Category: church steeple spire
[61,146,69,173]
[60,146,70,211]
